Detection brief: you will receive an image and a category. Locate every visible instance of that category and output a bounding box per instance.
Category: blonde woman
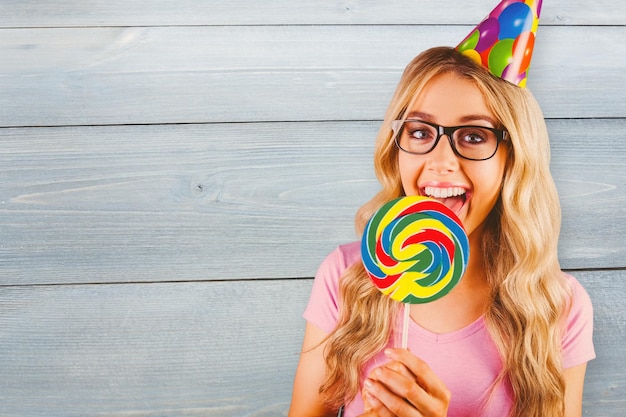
[288,47,594,417]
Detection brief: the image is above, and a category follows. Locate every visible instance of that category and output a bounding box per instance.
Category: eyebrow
[406,111,498,127]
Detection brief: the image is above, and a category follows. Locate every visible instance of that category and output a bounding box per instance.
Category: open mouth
[421,186,468,215]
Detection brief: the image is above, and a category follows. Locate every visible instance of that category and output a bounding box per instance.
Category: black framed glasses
[392,119,508,161]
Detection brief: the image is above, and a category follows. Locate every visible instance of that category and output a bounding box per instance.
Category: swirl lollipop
[361,196,470,348]
[361,196,470,304]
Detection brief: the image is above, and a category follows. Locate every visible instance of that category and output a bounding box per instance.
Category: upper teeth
[424,186,466,198]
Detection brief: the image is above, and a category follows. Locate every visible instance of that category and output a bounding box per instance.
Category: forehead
[406,72,496,126]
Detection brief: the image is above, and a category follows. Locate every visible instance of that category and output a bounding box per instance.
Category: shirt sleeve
[561,273,596,369]
[303,242,360,334]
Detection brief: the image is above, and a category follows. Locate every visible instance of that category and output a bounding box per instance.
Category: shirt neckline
[408,314,486,344]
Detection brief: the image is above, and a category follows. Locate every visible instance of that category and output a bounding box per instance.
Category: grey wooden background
[1,1,625,415]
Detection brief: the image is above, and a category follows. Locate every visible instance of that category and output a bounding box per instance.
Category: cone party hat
[456,0,543,88]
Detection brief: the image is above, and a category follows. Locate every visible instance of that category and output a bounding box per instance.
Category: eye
[411,129,432,140]
[457,128,492,145]
[463,133,486,144]
[405,121,436,141]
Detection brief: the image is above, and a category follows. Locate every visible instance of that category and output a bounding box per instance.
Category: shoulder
[303,242,361,333]
[561,272,593,320]
[313,241,361,305]
[318,241,361,278]
[560,272,596,368]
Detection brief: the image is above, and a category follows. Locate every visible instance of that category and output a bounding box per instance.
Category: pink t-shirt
[303,242,595,417]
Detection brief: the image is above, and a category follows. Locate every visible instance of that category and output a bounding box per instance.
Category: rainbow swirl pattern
[361,196,469,304]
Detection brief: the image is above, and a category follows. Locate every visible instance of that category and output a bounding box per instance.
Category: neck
[463,224,488,287]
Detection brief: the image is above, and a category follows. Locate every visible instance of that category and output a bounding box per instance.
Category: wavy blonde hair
[320,47,570,417]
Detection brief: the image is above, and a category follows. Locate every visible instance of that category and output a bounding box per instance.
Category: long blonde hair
[320,47,570,417]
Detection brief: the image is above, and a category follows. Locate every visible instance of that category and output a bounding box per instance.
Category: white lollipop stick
[402,303,410,349]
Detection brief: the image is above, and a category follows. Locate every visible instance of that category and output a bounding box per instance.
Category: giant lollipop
[361,196,470,346]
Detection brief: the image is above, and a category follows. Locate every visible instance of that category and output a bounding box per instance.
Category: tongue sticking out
[423,186,467,215]
[431,195,465,215]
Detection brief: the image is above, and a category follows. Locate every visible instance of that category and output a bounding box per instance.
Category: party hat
[456,0,543,88]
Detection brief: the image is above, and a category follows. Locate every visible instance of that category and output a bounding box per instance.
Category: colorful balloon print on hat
[361,196,469,304]
[456,0,542,88]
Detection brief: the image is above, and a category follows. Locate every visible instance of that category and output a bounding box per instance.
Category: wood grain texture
[1,25,625,128]
[1,119,624,286]
[1,0,624,27]
[0,270,622,416]
[0,279,311,416]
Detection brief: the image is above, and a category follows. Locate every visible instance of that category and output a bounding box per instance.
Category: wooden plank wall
[1,1,625,415]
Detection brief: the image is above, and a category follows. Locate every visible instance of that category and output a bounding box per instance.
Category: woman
[288,47,595,417]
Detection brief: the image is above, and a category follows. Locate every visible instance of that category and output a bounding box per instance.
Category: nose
[425,135,460,174]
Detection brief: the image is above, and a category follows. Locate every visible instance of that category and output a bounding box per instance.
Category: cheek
[398,154,423,194]
[472,155,507,204]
